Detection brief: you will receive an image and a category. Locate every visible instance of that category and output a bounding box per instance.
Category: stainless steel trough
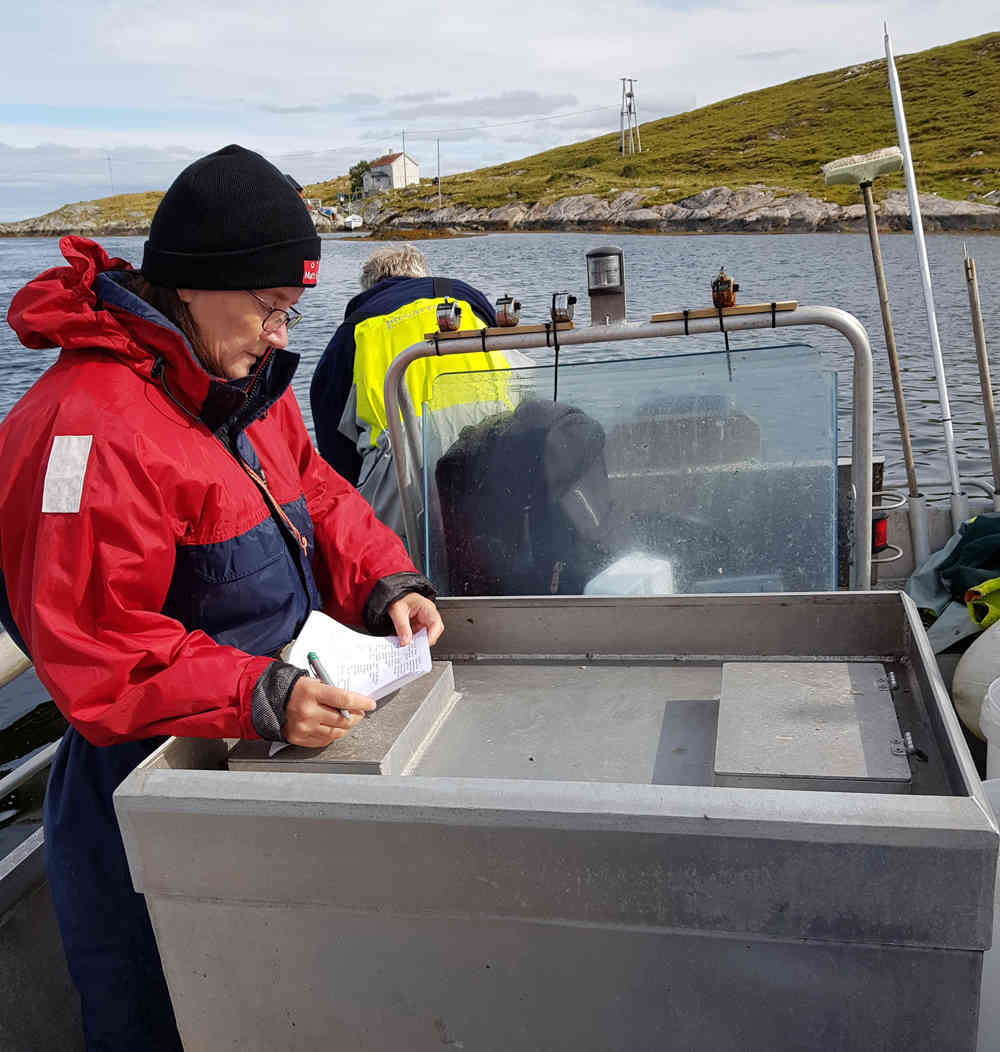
[115,592,998,1052]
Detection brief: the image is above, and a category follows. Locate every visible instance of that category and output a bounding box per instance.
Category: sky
[0,2,995,221]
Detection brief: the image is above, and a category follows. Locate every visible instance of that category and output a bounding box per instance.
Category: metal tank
[115,591,997,1052]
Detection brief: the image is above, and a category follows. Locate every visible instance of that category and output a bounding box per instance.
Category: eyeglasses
[246,291,302,334]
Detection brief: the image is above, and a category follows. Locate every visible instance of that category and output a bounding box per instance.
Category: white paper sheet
[286,610,431,700]
[267,612,433,756]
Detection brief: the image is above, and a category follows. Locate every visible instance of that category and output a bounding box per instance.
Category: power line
[1,104,619,179]
[358,105,617,142]
[0,102,622,187]
[1,103,619,180]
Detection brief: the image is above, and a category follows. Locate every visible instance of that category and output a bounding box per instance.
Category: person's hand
[388,591,444,646]
[283,676,376,748]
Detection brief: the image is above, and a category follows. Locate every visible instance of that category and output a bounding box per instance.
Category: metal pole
[632,80,642,153]
[437,138,441,209]
[885,25,965,530]
[619,82,625,155]
[630,78,639,154]
[964,249,1000,510]
[860,181,919,499]
[385,306,874,589]
[0,739,60,798]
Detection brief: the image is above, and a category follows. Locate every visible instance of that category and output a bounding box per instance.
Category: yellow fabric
[966,575,1000,628]
[352,297,516,447]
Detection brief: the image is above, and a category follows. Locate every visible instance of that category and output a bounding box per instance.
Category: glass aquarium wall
[414,342,837,597]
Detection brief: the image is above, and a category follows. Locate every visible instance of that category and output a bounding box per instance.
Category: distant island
[3,32,998,238]
[365,185,1000,235]
[2,184,998,238]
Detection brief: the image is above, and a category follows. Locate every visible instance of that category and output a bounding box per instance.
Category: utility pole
[106,154,116,196]
[437,138,441,208]
[401,129,406,185]
[619,78,641,155]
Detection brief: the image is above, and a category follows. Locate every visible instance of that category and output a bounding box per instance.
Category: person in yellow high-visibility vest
[310,245,529,536]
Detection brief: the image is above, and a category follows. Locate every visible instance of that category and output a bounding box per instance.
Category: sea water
[4,231,1000,484]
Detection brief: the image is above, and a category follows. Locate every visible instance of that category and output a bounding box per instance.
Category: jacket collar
[7,236,298,434]
[342,275,425,319]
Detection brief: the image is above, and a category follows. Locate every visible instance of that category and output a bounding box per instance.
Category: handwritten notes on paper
[266,611,434,757]
[286,610,432,701]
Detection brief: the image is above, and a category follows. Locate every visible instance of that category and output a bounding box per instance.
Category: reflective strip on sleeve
[42,435,94,513]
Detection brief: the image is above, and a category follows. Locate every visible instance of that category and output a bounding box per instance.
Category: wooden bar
[650,301,798,323]
[423,322,574,341]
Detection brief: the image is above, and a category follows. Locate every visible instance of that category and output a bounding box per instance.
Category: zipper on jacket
[234,453,310,558]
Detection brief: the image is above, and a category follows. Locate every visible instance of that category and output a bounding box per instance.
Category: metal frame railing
[385,304,874,589]
[0,739,59,802]
[0,632,55,898]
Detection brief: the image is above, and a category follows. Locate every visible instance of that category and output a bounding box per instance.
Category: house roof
[369,152,402,168]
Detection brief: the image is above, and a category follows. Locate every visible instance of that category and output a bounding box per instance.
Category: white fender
[982,681,1000,780]
[951,621,1000,740]
[0,631,31,689]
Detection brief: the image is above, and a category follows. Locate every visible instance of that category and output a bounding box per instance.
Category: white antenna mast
[885,23,965,528]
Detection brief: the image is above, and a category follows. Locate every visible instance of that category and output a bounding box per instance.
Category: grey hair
[360,245,430,290]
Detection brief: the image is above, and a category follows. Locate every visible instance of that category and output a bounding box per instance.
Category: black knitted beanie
[141,145,321,290]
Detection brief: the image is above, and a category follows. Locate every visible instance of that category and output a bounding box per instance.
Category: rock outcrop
[878,189,1000,231]
[4,186,999,238]
[0,202,150,238]
[0,204,338,238]
[368,184,1000,234]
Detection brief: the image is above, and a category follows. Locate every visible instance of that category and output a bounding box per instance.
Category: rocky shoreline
[0,202,342,239]
[368,186,1000,235]
[2,185,999,238]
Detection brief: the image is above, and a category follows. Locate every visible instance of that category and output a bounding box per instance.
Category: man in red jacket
[0,145,442,1051]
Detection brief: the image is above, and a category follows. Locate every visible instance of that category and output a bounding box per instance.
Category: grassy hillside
[382,31,1000,214]
[301,174,350,201]
[78,190,166,223]
[5,31,998,230]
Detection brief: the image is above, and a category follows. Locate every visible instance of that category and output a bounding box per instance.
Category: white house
[362,152,420,192]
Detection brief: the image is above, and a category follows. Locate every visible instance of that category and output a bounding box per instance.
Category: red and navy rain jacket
[0,237,417,745]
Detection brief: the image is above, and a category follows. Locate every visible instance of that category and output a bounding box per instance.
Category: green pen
[306,651,353,720]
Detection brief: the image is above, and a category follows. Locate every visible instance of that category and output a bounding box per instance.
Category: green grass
[22,190,168,229]
[378,31,1000,214]
[301,175,350,201]
[91,191,166,222]
[8,32,999,227]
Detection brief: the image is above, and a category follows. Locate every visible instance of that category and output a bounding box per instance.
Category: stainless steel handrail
[0,739,60,799]
[919,478,996,499]
[385,306,874,589]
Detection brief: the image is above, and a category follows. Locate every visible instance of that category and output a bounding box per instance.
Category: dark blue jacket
[310,275,496,484]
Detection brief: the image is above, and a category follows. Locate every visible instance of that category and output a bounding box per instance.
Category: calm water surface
[4,230,1000,485]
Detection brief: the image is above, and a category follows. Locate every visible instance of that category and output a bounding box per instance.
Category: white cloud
[0,0,996,219]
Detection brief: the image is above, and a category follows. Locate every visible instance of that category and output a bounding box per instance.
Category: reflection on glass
[414,342,837,597]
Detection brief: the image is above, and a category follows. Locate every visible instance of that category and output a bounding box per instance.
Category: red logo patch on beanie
[302,260,319,285]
